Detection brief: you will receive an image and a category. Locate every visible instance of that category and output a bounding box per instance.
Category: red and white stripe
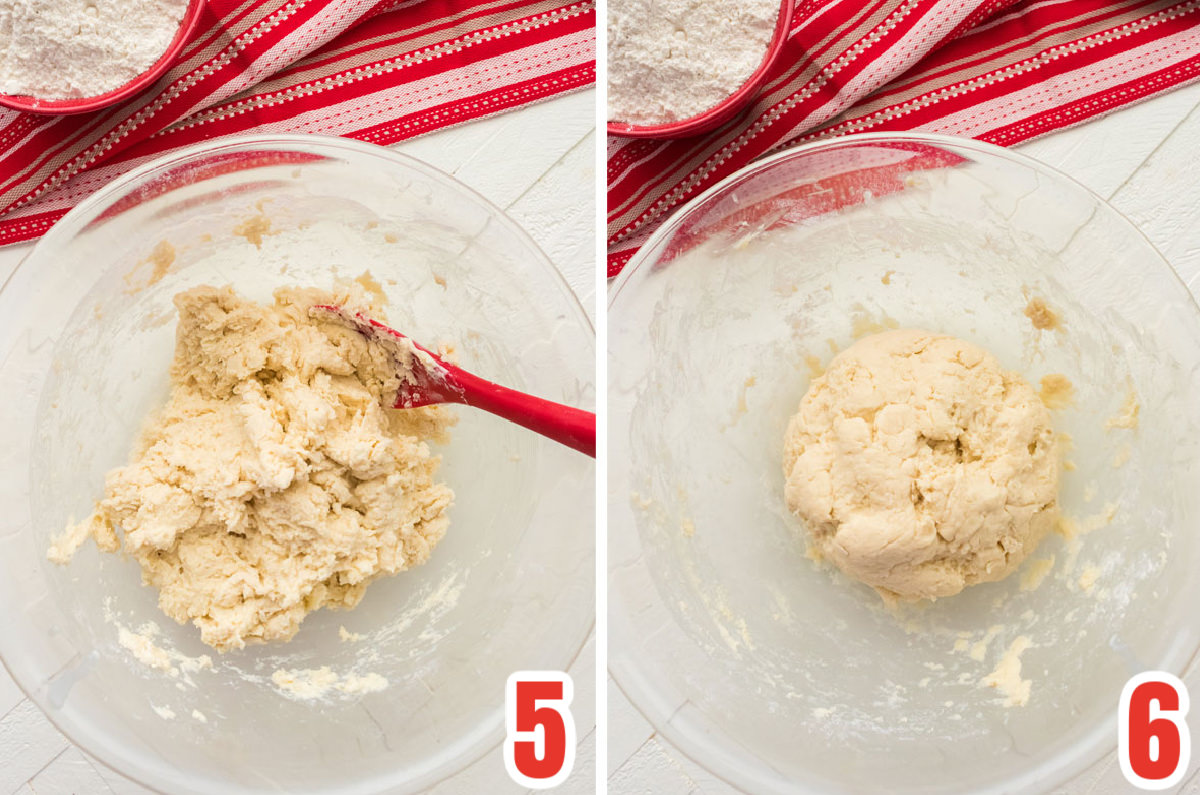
[608,0,1200,276]
[0,0,594,246]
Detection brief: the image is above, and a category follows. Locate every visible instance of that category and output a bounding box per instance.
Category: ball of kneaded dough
[783,329,1059,600]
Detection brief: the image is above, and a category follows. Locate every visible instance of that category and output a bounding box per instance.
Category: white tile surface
[0,88,597,795]
[607,81,1200,795]
[0,701,70,794]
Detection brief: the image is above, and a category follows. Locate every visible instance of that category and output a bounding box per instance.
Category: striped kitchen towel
[0,0,595,246]
[608,0,1200,276]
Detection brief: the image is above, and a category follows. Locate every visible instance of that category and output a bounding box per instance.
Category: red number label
[504,671,575,789]
[1120,671,1190,790]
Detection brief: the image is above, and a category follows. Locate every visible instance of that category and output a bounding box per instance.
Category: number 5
[504,671,576,789]
[1120,671,1190,790]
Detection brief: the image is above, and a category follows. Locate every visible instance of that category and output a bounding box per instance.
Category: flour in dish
[607,0,778,125]
[49,280,454,652]
[0,0,187,99]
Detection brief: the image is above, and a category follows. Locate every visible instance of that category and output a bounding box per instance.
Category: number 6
[1119,671,1190,790]
[504,671,576,789]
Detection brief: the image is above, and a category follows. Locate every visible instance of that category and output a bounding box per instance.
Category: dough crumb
[1112,445,1131,468]
[114,619,213,680]
[272,667,338,699]
[1057,516,1079,539]
[118,626,173,672]
[681,518,696,537]
[1023,298,1061,331]
[191,709,208,723]
[783,330,1059,600]
[47,513,118,564]
[151,704,176,720]
[631,491,653,510]
[233,214,273,248]
[124,240,176,294]
[339,626,364,643]
[736,375,756,414]
[1057,431,1075,471]
[968,624,1004,662]
[147,241,176,284]
[56,281,454,652]
[1038,374,1074,409]
[1020,557,1055,591]
[849,309,900,339]
[881,271,894,285]
[1078,566,1101,594]
[179,654,213,675]
[1106,387,1140,430]
[1057,503,1119,540]
[354,271,388,306]
[982,636,1033,707]
[804,355,824,378]
[271,666,388,700]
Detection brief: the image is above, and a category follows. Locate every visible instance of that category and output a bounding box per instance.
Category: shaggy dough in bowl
[783,329,1059,600]
[50,281,454,651]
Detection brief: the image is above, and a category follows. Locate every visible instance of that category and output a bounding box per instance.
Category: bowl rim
[607,130,1200,794]
[0,0,207,115]
[0,132,595,795]
[606,0,797,139]
[15,132,593,334]
[610,131,1197,305]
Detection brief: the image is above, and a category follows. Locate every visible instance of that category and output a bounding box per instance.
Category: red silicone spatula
[313,305,595,457]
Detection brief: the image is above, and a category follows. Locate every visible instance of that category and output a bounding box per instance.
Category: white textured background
[606,81,1200,794]
[0,88,597,795]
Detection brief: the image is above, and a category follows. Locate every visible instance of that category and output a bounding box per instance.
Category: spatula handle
[448,368,595,457]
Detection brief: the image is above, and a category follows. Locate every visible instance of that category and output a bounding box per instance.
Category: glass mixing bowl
[608,133,1200,793]
[0,135,594,793]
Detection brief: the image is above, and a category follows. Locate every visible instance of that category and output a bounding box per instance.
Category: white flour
[607,0,779,125]
[271,667,389,700]
[0,0,188,99]
[104,600,213,685]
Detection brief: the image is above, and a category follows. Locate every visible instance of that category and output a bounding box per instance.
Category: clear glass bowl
[0,135,594,793]
[608,133,1200,793]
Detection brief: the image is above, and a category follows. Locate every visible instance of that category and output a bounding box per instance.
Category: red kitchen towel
[608,0,1200,276]
[0,0,595,246]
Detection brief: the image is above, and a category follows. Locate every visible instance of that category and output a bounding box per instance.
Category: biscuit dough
[53,283,453,651]
[783,329,1059,600]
